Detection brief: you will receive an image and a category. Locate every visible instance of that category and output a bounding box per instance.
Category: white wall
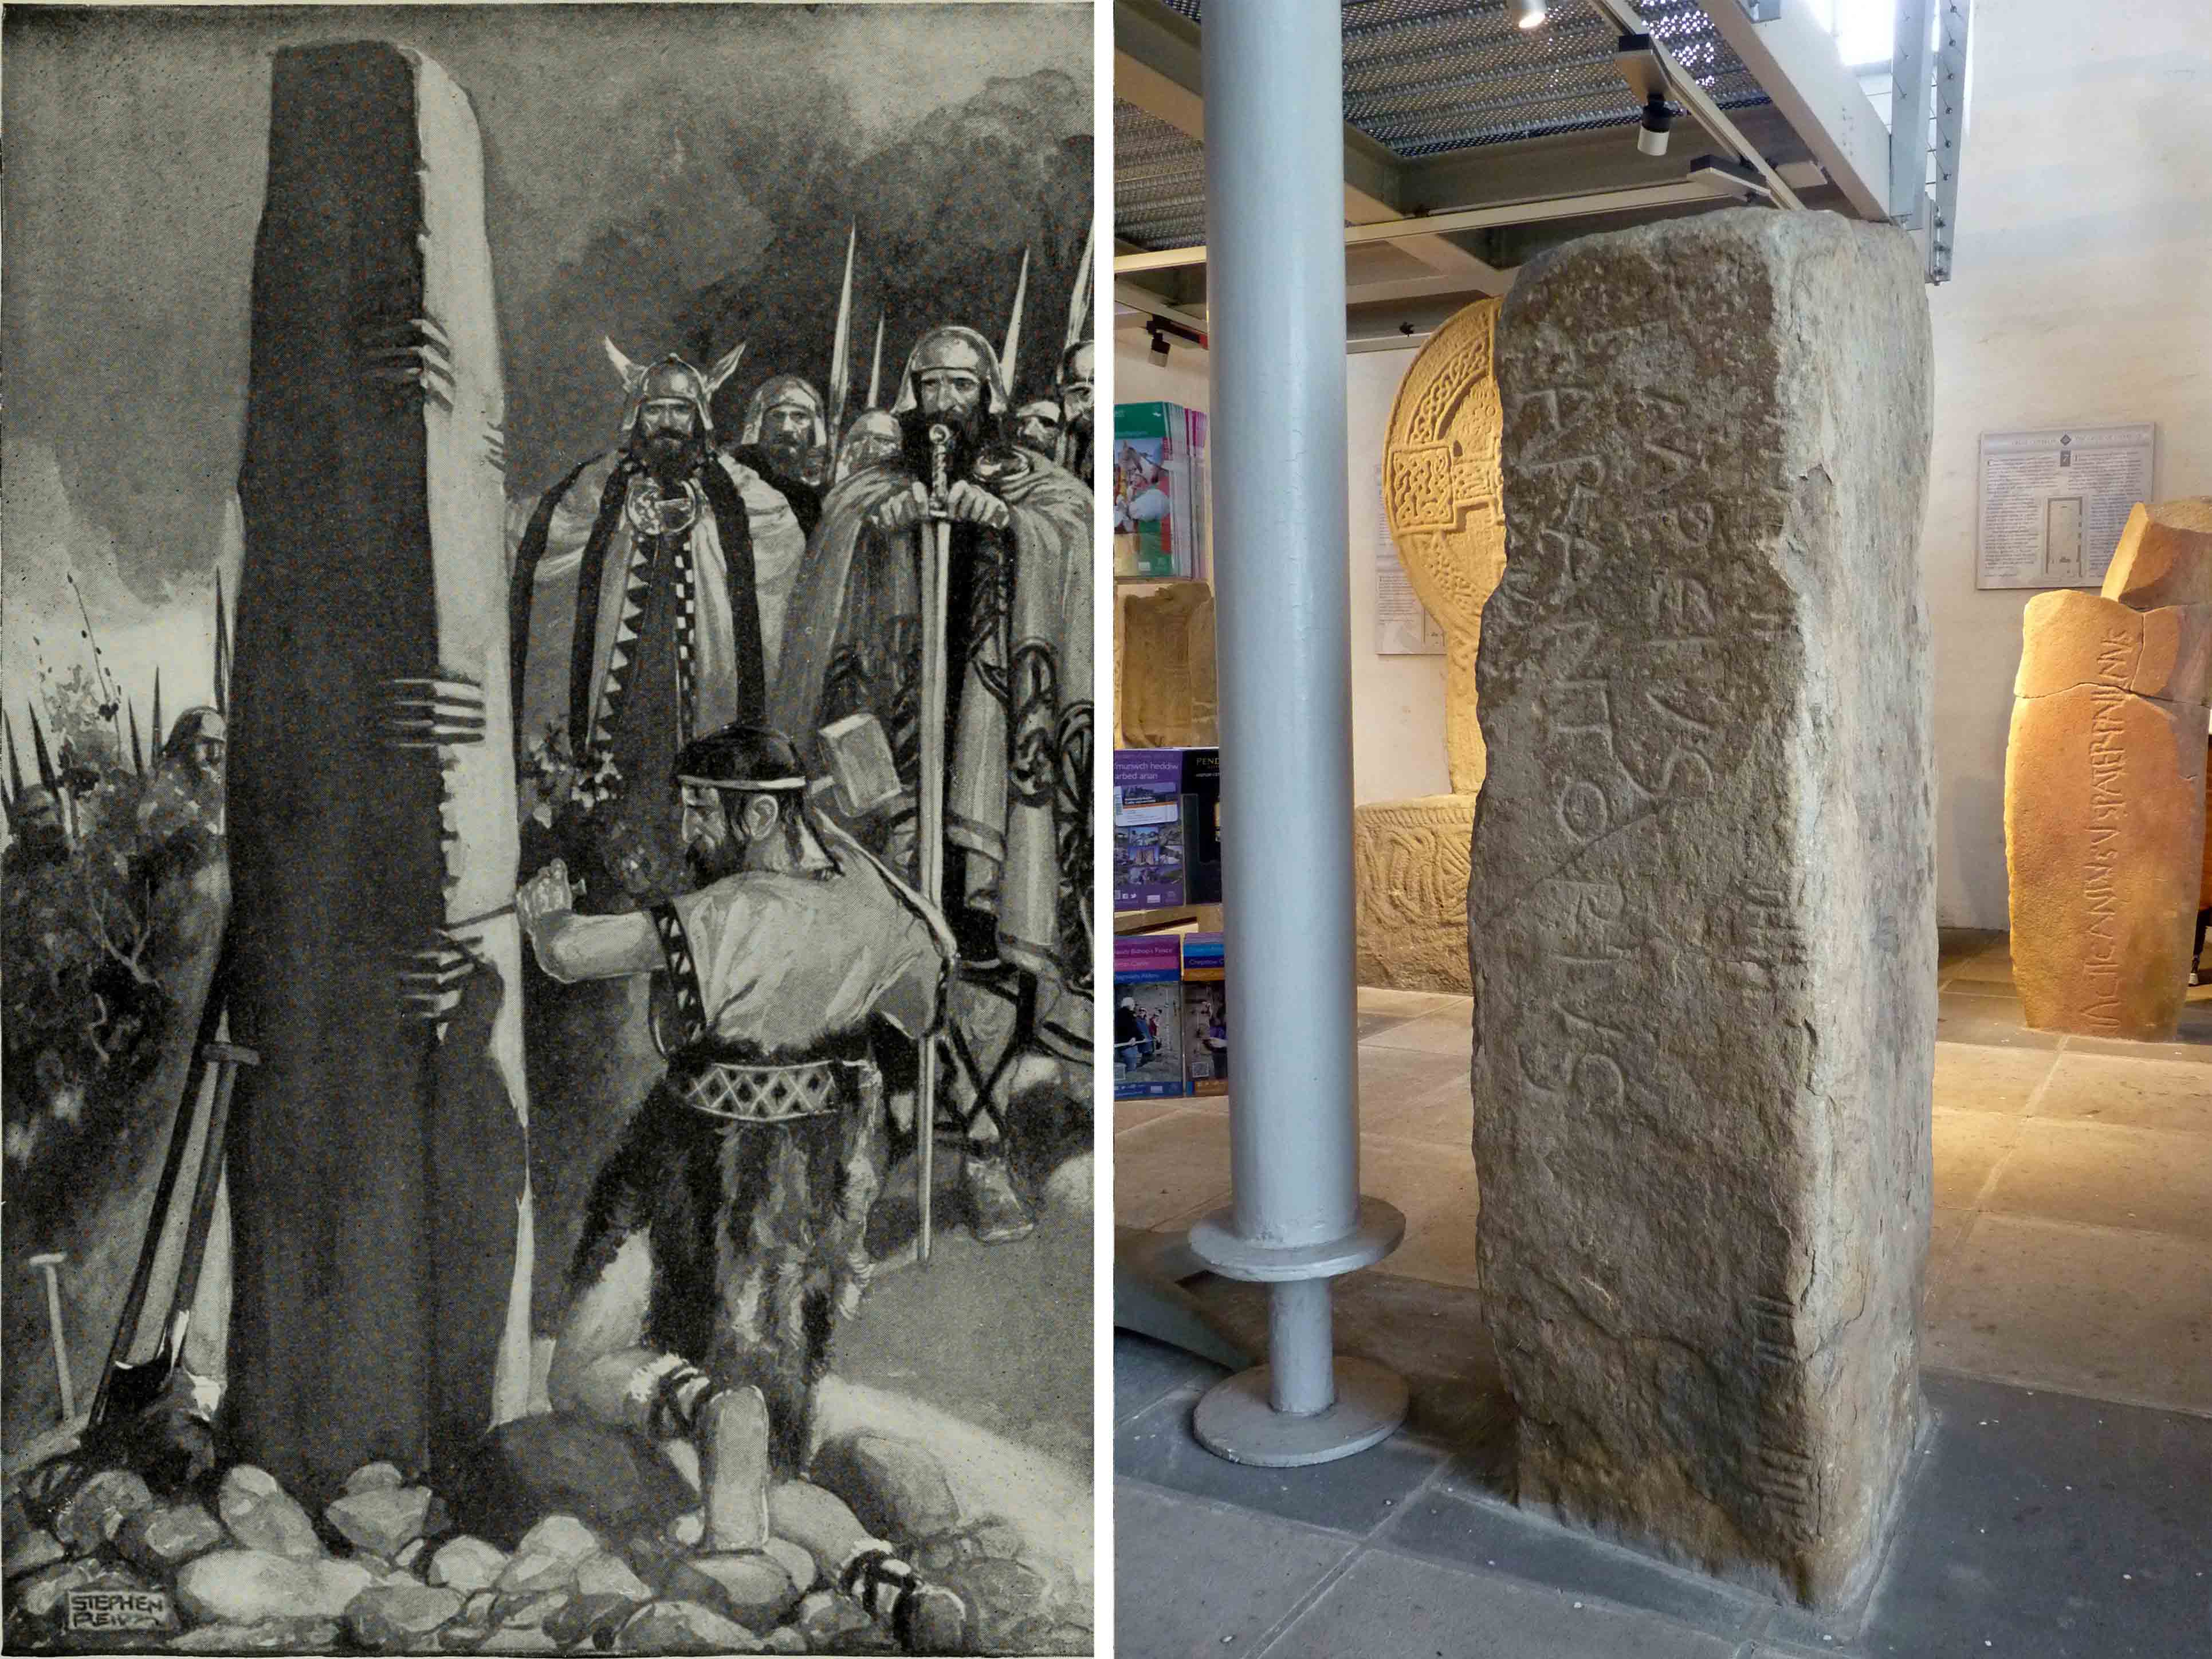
[1113,334,1451,804]
[1925,0,2212,926]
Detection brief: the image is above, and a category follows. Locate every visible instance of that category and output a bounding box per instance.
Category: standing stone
[2005,500,2212,1039]
[1474,208,1934,1611]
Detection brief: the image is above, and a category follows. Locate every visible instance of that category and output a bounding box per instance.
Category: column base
[1186,1196,1405,1281]
[1193,1357,1410,1468]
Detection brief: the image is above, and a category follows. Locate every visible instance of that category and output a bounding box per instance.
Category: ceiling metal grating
[1118,3,1778,250]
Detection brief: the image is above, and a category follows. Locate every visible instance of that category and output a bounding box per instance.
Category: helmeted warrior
[1011,397,1064,460]
[518,725,970,1655]
[1054,339,1094,486]
[508,340,818,1320]
[729,373,832,499]
[833,408,903,487]
[773,325,1093,1243]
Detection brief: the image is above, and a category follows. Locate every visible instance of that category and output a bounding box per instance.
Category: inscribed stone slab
[1472,208,1935,1611]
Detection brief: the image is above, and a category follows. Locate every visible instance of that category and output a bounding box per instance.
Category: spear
[128,701,146,777]
[824,223,857,469]
[1063,222,1095,359]
[213,571,231,718]
[866,314,885,411]
[28,705,59,795]
[1000,247,1031,398]
[5,710,25,804]
[152,671,164,757]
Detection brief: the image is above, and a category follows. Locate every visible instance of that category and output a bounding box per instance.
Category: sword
[916,422,956,1267]
[866,314,885,410]
[1064,222,1094,358]
[826,223,857,470]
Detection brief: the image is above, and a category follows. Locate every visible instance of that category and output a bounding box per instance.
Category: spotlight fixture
[1613,33,1675,156]
[1510,0,1548,29]
[1146,322,1172,366]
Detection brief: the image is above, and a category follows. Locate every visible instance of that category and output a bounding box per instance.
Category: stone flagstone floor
[1112,930,2212,1657]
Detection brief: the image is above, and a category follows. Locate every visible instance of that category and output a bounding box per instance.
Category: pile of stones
[3,1430,1090,1655]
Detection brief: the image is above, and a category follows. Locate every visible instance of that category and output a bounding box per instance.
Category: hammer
[26,1252,73,1424]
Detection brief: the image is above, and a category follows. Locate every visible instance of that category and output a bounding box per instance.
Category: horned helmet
[604,337,749,434]
[739,375,830,450]
[889,327,1011,418]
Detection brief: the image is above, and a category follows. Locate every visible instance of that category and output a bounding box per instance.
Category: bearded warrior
[773,327,1092,1243]
[728,373,832,506]
[507,341,816,1319]
[1011,398,1064,460]
[1054,339,1095,486]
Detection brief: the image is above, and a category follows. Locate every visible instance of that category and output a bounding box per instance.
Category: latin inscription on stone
[1472,210,1935,1613]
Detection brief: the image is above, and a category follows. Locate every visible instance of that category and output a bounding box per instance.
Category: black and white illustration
[2,6,1095,1654]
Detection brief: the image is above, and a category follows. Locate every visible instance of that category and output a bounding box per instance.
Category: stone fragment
[472,1625,562,1653]
[219,1465,326,1561]
[667,1510,705,1548]
[50,1467,154,1554]
[795,1589,870,1648]
[2101,497,2212,611]
[171,1617,343,1651]
[450,1414,696,1551]
[762,1535,819,1593]
[430,1535,511,1594]
[2006,611,2209,1040]
[761,1627,808,1654]
[617,1599,764,1654]
[14,1557,151,1621]
[544,1590,642,1650]
[4,1527,66,1580]
[327,1485,435,1558]
[683,1550,799,1629]
[942,1556,1046,1649]
[345,1461,407,1495]
[398,1537,429,1571]
[347,1582,467,1650]
[574,1549,654,1602]
[1478,207,1934,1610]
[808,1435,960,1543]
[116,1500,229,1572]
[494,1589,572,1629]
[2012,589,2212,703]
[495,1513,601,1595]
[1354,795,1478,993]
[1115,583,1217,748]
[175,1549,377,1622]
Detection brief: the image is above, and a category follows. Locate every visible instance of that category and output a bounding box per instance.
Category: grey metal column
[1186,0,1408,1468]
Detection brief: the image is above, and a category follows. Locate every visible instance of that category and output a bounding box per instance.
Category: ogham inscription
[1473,210,1934,1613]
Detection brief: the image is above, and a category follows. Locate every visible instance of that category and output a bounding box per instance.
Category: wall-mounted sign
[1977,424,2156,591]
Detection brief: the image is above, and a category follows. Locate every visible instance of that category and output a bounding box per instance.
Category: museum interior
[1107,2,2210,1656]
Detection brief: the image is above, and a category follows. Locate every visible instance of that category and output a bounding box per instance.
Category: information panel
[1976,424,2155,591]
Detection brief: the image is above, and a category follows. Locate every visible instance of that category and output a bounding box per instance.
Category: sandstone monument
[1115,582,1218,749]
[1358,298,1506,993]
[2005,499,2212,1039]
[1472,209,1934,1611]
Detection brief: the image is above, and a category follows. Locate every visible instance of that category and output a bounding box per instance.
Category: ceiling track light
[1508,0,1549,30]
[1614,32,1675,155]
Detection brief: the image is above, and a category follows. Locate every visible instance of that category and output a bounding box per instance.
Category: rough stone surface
[51,1467,155,1554]
[115,1500,229,1572]
[809,1434,960,1543]
[345,1461,407,1495]
[4,1526,66,1579]
[795,1589,870,1648]
[682,1550,799,1629]
[1355,795,1478,992]
[574,1549,655,1603]
[1115,582,1217,748]
[1384,296,1508,796]
[2006,502,2212,1041]
[494,1513,602,1596]
[618,1598,764,1654]
[14,1557,150,1620]
[1477,208,1935,1610]
[174,1548,378,1622]
[326,1484,435,1558]
[220,1464,326,1561]
[762,1535,818,1593]
[430,1534,510,1593]
[347,1582,467,1650]
[942,1555,1047,1650]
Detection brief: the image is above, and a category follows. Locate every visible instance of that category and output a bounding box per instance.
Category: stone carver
[518,724,970,1654]
[2006,497,2212,1038]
